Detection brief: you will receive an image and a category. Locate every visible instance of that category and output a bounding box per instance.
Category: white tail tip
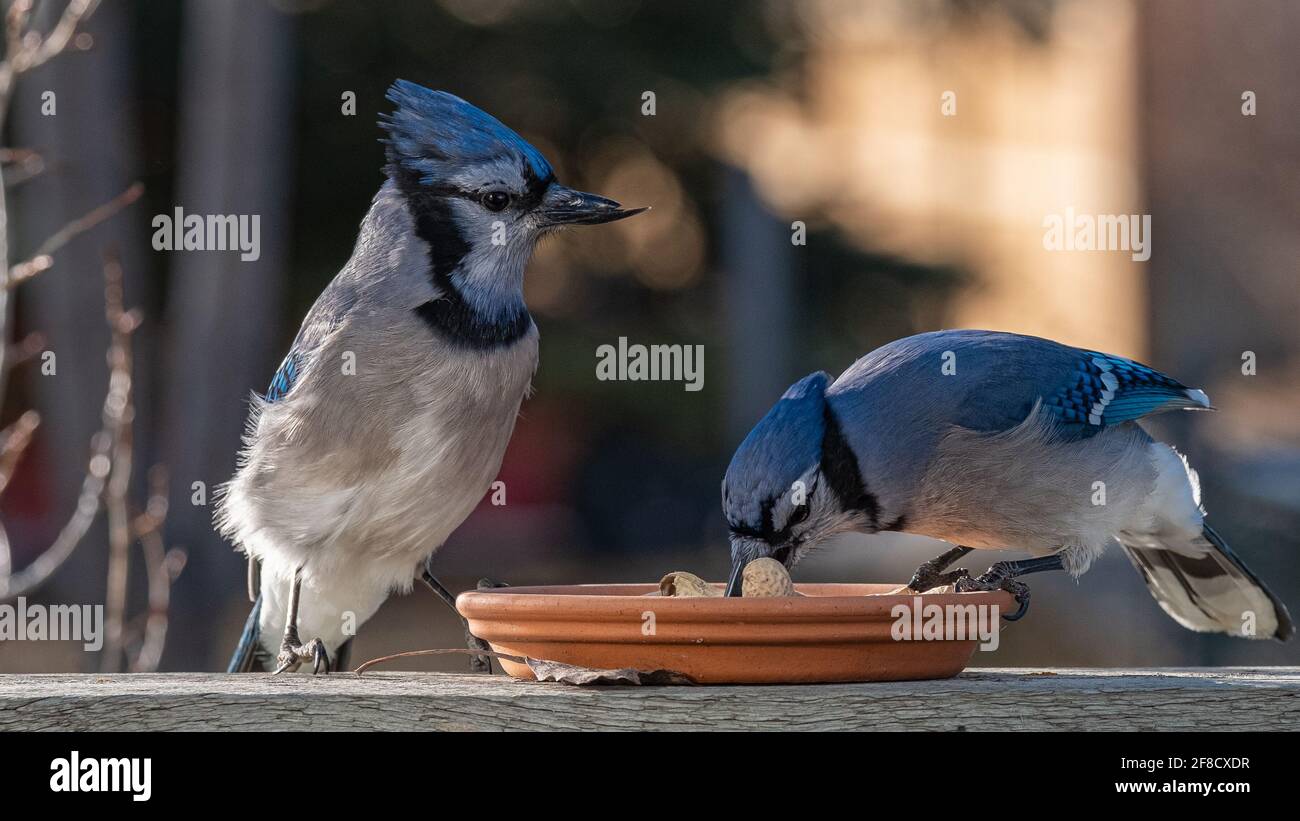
[1184,388,1211,408]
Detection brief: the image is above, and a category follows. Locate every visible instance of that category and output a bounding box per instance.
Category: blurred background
[1,0,1297,673]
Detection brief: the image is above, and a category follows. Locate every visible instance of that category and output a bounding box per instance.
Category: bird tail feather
[227,593,265,673]
[1119,524,1292,641]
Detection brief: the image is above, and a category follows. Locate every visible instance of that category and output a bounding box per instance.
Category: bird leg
[246,555,260,603]
[272,568,331,675]
[907,545,975,591]
[420,560,495,674]
[955,554,1066,621]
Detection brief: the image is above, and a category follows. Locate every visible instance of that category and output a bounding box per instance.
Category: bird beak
[725,536,770,597]
[539,184,648,226]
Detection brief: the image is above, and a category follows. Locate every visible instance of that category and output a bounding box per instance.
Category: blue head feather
[723,371,831,533]
[379,80,552,185]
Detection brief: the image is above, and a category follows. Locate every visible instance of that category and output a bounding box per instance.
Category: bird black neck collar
[392,165,532,350]
[819,404,881,529]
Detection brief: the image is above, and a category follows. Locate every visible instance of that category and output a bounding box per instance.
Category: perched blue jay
[722,330,1293,640]
[219,80,644,673]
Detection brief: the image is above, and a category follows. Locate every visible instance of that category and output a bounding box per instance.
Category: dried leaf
[526,659,696,686]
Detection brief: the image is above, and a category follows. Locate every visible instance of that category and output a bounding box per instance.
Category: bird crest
[379,80,552,186]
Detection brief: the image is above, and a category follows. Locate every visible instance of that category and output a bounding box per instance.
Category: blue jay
[220,80,644,673]
[722,330,1293,640]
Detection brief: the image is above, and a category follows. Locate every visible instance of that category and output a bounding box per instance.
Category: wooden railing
[1,668,1296,731]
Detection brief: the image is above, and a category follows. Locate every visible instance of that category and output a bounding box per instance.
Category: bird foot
[273,636,331,675]
[907,564,971,593]
[955,564,1031,621]
[466,634,492,674]
[419,567,501,674]
[468,578,508,674]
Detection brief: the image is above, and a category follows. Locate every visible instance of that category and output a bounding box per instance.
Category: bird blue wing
[226,593,263,673]
[264,349,303,403]
[1039,349,1209,438]
[826,331,1212,471]
[262,284,353,404]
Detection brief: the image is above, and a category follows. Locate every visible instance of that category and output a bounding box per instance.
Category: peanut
[740,557,796,597]
[658,571,722,598]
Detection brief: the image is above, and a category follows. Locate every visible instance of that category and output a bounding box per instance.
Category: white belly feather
[218,323,538,657]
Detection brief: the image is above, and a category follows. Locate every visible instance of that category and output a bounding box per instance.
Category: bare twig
[0,409,38,578]
[99,249,136,672]
[0,429,111,601]
[0,0,101,139]
[0,408,39,576]
[3,330,44,371]
[0,250,138,604]
[129,467,169,540]
[2,0,99,78]
[0,0,104,407]
[3,1,34,77]
[0,2,182,673]
[6,253,49,285]
[4,182,143,290]
[0,147,39,163]
[353,648,528,676]
[94,253,182,673]
[128,466,185,672]
[0,408,39,495]
[34,182,143,258]
[0,146,44,187]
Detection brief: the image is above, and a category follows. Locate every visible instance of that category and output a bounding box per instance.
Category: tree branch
[3,330,44,372]
[0,408,39,495]
[99,248,138,671]
[0,252,135,603]
[127,466,185,673]
[0,409,39,580]
[0,429,110,601]
[4,0,99,75]
[4,181,143,290]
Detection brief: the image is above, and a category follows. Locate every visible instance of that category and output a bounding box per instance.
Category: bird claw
[998,580,1031,621]
[273,637,331,675]
[907,565,971,592]
[420,566,500,674]
[467,634,492,674]
[955,568,1031,621]
[469,578,507,672]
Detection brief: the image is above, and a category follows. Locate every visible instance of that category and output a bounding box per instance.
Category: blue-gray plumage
[221,80,644,673]
[722,330,1292,641]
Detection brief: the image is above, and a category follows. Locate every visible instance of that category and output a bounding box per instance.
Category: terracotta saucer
[457,583,1016,685]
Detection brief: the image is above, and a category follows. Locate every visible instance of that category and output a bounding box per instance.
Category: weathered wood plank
[1,668,1296,731]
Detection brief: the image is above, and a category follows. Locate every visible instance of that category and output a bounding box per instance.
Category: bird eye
[481,191,511,212]
[790,504,810,527]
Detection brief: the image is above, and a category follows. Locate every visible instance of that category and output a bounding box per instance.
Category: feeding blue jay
[219,80,644,673]
[722,330,1293,640]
